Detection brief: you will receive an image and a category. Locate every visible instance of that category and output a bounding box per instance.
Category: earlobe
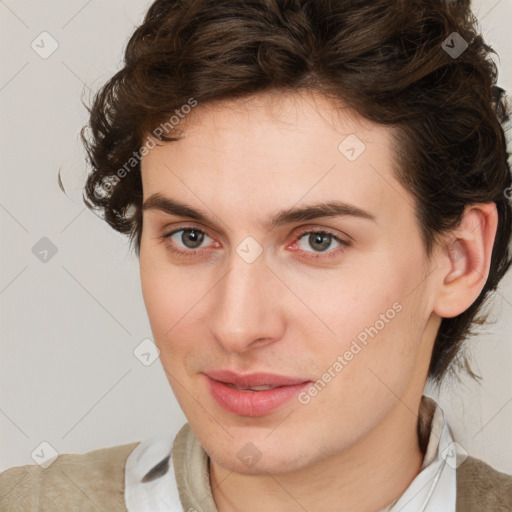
[433,203,498,318]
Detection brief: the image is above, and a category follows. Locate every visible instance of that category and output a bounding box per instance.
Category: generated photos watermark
[93,98,198,200]
[298,301,403,405]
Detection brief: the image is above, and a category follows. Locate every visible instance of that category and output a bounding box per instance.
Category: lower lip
[206,376,310,417]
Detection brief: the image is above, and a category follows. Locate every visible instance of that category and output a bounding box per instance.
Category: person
[1,0,511,510]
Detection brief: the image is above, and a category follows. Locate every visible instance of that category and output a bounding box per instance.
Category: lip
[204,370,312,417]
[205,370,309,387]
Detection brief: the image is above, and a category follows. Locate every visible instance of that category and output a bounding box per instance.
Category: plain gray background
[1,0,511,473]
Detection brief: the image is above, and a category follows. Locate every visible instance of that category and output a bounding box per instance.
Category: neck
[210,395,426,512]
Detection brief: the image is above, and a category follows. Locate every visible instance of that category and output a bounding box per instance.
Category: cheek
[301,258,424,351]
[291,295,428,445]
[140,244,182,346]
[303,251,431,394]
[139,247,213,371]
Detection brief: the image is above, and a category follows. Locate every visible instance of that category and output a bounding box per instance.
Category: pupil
[183,229,204,249]
[310,233,330,252]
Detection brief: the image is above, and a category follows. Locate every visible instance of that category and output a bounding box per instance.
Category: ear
[433,202,498,319]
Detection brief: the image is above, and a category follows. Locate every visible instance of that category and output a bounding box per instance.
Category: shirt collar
[391,395,458,512]
[125,396,458,512]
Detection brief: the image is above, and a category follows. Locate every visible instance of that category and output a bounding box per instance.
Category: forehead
[140,90,412,229]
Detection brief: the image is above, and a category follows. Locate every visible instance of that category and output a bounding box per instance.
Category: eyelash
[161,225,351,261]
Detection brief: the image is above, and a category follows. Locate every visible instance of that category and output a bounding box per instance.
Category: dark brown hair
[80,0,511,383]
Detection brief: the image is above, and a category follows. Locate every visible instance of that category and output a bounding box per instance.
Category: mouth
[203,370,312,417]
[223,383,280,391]
[205,369,310,387]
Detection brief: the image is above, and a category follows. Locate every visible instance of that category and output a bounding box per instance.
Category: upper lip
[204,370,311,387]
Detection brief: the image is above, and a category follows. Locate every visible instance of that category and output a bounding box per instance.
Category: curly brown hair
[80,0,511,383]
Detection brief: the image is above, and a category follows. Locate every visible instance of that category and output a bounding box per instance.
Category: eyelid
[161,221,216,241]
[291,224,351,243]
[161,222,350,241]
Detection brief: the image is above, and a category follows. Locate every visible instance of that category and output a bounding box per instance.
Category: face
[139,90,440,475]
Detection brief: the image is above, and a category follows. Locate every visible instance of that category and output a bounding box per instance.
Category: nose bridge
[209,248,281,352]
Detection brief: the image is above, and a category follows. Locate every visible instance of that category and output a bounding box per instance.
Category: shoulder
[0,441,139,512]
[457,456,512,512]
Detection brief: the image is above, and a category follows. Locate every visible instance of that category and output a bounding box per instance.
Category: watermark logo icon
[133,338,160,366]
[32,237,58,263]
[31,32,59,59]
[236,236,263,264]
[338,134,366,162]
[441,441,468,469]
[441,32,468,59]
[31,441,59,469]
[237,442,263,467]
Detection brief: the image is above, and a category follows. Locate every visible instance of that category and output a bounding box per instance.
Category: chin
[212,452,310,476]
[205,435,317,476]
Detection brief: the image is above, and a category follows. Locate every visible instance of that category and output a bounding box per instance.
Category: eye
[292,229,350,259]
[162,227,215,257]
[161,225,350,261]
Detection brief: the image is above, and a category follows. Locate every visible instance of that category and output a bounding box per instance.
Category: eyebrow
[142,193,376,230]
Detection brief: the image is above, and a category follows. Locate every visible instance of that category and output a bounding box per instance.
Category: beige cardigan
[1,424,511,511]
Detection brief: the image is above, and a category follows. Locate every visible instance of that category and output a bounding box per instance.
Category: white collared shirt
[125,397,459,512]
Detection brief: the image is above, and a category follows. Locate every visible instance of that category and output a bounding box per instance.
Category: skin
[139,90,497,512]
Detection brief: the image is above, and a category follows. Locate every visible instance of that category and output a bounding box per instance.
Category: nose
[208,250,286,354]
